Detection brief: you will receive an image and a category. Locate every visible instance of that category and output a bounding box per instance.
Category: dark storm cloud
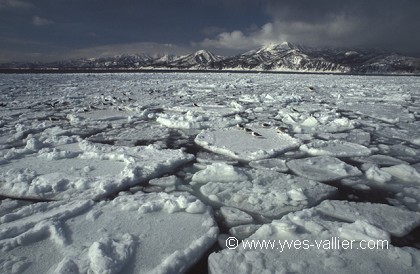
[0,0,419,62]
[0,0,268,61]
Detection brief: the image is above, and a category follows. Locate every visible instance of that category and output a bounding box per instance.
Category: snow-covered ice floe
[317,200,420,237]
[195,127,301,161]
[0,140,194,200]
[157,104,242,129]
[300,139,371,157]
[0,192,218,274]
[209,205,420,274]
[193,163,337,218]
[287,156,362,182]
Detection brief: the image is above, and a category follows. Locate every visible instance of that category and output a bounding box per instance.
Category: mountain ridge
[2,43,420,74]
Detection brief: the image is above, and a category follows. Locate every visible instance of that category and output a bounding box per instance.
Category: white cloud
[0,0,32,10]
[32,16,54,26]
[199,15,364,51]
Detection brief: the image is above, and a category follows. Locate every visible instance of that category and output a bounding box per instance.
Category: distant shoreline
[0,68,419,77]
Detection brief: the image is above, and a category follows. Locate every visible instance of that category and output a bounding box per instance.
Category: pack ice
[0,139,194,200]
[1,72,420,273]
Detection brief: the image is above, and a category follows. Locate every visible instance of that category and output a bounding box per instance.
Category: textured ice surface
[209,207,420,274]
[317,200,420,237]
[352,154,409,167]
[287,156,362,182]
[300,140,371,157]
[199,168,337,218]
[157,104,241,129]
[195,127,301,161]
[249,158,289,172]
[0,140,194,199]
[0,192,217,274]
[220,206,253,227]
[1,72,420,273]
[381,164,420,184]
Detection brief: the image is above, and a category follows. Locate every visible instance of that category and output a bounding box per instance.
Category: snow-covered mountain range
[2,42,420,74]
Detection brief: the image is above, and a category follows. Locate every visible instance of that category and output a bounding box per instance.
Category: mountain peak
[258,42,294,53]
[194,49,211,55]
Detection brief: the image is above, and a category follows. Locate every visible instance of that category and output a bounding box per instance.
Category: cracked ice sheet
[0,192,218,274]
[209,207,420,274]
[195,127,301,161]
[0,140,194,200]
[287,156,362,182]
[196,165,336,218]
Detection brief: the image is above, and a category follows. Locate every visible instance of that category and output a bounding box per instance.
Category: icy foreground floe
[0,192,218,274]
[194,164,337,218]
[0,140,194,199]
[209,206,420,274]
[195,128,301,161]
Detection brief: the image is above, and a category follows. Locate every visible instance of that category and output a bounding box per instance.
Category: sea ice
[316,200,420,237]
[208,207,420,274]
[195,127,301,161]
[229,224,262,240]
[219,206,254,227]
[157,104,241,129]
[316,129,371,146]
[0,140,194,199]
[248,158,288,172]
[0,192,218,274]
[300,139,371,157]
[352,154,409,167]
[287,156,362,182]
[381,164,420,184]
[199,168,336,218]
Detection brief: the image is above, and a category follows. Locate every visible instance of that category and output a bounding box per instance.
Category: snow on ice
[209,206,420,274]
[1,72,420,273]
[195,127,301,161]
[0,139,194,200]
[287,156,362,182]
[195,164,337,218]
[0,192,217,274]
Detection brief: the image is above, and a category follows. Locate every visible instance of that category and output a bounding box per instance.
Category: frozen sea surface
[0,72,420,273]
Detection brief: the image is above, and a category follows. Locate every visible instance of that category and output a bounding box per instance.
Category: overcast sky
[1,0,419,62]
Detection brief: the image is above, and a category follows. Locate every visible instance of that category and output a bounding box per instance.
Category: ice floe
[0,192,217,274]
[381,164,420,184]
[198,167,336,218]
[300,139,371,157]
[317,200,420,237]
[287,156,362,182]
[219,206,254,227]
[209,207,420,274]
[248,158,289,172]
[195,127,301,161]
[0,140,194,199]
